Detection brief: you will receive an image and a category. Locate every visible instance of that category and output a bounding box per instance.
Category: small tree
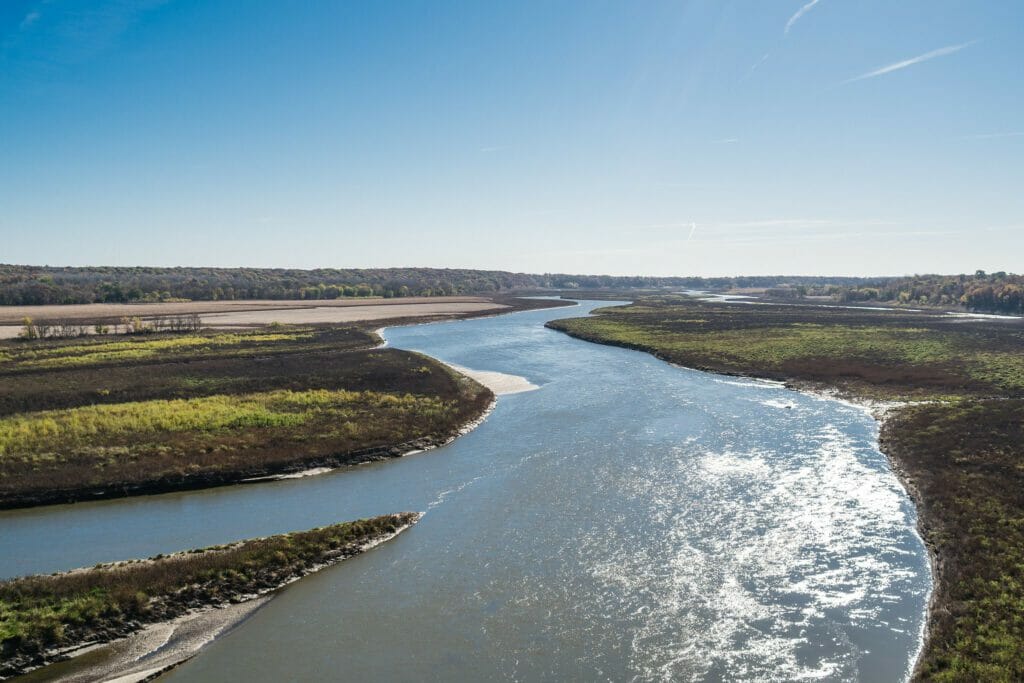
[120,316,148,334]
[20,317,38,340]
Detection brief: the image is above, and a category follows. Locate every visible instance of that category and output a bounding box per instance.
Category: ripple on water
[578,413,927,681]
[9,302,927,682]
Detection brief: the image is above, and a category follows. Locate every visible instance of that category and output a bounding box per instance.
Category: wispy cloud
[713,228,957,246]
[744,1,822,80]
[845,41,976,83]
[19,11,41,30]
[611,218,899,240]
[478,146,505,153]
[784,0,822,35]
[959,131,1024,140]
[710,218,845,230]
[711,137,740,144]
[744,50,772,79]
[4,0,171,65]
[542,219,955,259]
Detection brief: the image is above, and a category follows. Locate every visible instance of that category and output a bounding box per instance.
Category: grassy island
[549,295,1024,682]
[0,326,493,508]
[0,512,420,679]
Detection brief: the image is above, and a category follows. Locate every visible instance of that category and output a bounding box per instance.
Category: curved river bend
[0,301,930,681]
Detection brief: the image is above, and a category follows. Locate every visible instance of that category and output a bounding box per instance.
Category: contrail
[785,0,822,35]
[845,41,976,83]
[687,222,697,242]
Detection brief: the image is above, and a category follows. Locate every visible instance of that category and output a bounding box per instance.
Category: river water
[1,301,930,681]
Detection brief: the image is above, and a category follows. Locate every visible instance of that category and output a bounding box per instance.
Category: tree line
[20,313,203,339]
[0,264,875,306]
[833,271,1024,314]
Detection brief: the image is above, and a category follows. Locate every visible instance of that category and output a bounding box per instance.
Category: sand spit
[445,363,538,395]
[25,598,271,683]
[16,518,421,683]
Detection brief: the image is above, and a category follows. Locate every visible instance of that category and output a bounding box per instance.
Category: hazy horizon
[2,1,1022,276]
[1,261,1011,281]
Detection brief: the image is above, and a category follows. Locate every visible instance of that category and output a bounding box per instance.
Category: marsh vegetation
[0,326,491,508]
[548,296,1024,398]
[0,512,419,678]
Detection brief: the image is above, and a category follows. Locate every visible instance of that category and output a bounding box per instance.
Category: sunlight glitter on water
[579,399,928,681]
[7,301,928,682]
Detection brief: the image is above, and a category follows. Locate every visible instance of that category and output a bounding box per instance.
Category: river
[1,300,930,681]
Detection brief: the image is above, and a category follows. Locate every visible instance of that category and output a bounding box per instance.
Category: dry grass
[0,326,492,508]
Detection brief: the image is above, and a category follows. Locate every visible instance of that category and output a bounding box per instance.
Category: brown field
[0,295,497,322]
[0,297,510,338]
[196,301,507,327]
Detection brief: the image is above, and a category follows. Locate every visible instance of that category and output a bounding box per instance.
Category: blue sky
[1,1,1021,276]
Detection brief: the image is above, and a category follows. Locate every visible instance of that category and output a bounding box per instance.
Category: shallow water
[1,301,930,681]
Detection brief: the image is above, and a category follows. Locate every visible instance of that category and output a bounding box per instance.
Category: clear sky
[1,1,1021,277]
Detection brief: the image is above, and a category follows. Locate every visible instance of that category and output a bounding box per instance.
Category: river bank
[547,296,1024,680]
[0,298,575,509]
[0,327,496,510]
[0,298,930,679]
[1,513,420,681]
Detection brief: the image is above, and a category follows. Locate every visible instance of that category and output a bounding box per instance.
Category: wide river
[1,300,931,681]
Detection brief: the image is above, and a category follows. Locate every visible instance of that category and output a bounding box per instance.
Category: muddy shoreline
[2,515,421,681]
[0,315,530,510]
[0,406,496,510]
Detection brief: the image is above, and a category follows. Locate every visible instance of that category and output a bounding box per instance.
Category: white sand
[43,598,271,683]
[445,363,538,395]
[37,520,421,682]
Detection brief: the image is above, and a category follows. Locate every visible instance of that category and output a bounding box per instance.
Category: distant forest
[832,271,1024,315]
[3,265,1018,314]
[0,265,871,306]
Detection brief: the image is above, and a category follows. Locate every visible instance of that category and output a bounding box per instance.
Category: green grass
[0,326,492,507]
[883,400,1024,682]
[1,331,314,371]
[550,301,1024,397]
[0,388,449,462]
[0,385,473,506]
[560,318,963,364]
[0,513,418,670]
